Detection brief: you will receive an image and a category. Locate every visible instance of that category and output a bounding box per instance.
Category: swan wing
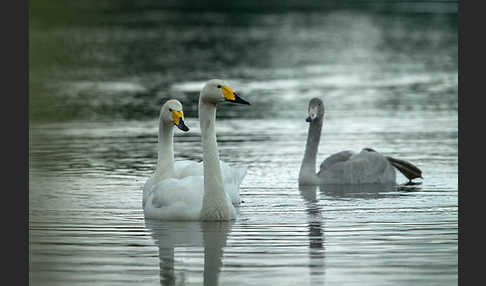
[220,161,247,205]
[174,160,204,178]
[319,150,355,171]
[143,175,155,207]
[352,150,390,179]
[318,150,394,184]
[174,160,246,205]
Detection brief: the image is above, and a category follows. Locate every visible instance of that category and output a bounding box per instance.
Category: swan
[298,97,423,185]
[142,98,246,208]
[142,99,189,207]
[143,80,250,221]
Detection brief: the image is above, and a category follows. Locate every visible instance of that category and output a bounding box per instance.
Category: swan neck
[300,119,322,181]
[199,100,225,202]
[155,118,175,181]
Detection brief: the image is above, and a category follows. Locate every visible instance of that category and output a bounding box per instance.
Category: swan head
[160,99,189,131]
[200,79,250,105]
[306,97,325,123]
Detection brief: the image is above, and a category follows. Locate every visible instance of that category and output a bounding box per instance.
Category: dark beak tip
[176,120,190,132]
[232,92,251,105]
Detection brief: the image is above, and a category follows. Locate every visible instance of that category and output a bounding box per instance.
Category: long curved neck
[155,117,175,182]
[299,118,322,184]
[199,100,225,203]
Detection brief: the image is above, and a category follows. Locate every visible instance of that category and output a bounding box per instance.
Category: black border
[6,0,29,285]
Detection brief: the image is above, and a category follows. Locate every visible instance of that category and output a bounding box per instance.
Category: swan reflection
[298,185,325,283]
[319,183,396,199]
[145,219,233,286]
[319,183,421,199]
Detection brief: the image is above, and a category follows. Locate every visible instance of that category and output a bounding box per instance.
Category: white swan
[143,99,246,208]
[142,99,189,207]
[299,97,423,185]
[143,80,250,221]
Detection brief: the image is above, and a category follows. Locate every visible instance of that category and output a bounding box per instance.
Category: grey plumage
[364,147,422,182]
[299,97,424,185]
[386,156,423,182]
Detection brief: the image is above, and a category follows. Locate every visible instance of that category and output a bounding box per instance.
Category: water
[29,1,457,285]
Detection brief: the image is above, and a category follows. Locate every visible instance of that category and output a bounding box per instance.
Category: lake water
[29,1,458,285]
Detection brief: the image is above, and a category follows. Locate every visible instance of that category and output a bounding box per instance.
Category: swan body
[317,149,396,184]
[144,176,205,220]
[144,160,246,207]
[143,81,250,221]
[299,98,422,185]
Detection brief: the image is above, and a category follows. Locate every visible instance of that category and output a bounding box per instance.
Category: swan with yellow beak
[143,79,249,221]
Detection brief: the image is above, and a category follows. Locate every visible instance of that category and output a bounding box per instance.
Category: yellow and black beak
[171,109,189,132]
[221,85,250,105]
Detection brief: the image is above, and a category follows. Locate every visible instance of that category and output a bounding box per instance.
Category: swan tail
[386,156,423,182]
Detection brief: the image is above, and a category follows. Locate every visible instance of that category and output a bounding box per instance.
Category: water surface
[29,113,457,285]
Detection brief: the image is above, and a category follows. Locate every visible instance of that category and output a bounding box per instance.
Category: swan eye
[217,85,221,88]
